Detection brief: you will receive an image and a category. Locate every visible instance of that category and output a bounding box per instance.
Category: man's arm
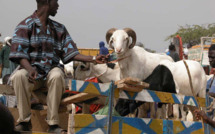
[73,54,94,62]
[73,53,108,64]
[195,109,215,128]
[20,59,38,83]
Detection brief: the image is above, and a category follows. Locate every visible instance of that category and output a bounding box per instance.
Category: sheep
[142,59,207,120]
[73,62,121,113]
[106,28,174,118]
[158,60,207,121]
[106,28,207,121]
[60,60,74,78]
[106,28,173,81]
[74,62,120,82]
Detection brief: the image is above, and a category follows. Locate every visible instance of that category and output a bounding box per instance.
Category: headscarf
[4,36,12,46]
[99,41,109,55]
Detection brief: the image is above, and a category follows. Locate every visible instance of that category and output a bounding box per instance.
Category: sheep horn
[123,28,136,49]
[106,28,117,49]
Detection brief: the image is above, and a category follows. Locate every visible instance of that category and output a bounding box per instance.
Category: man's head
[169,44,176,51]
[36,0,59,17]
[208,44,215,68]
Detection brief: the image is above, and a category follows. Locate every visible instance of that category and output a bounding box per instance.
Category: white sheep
[60,60,74,78]
[106,28,174,118]
[106,28,207,121]
[158,59,207,121]
[74,62,120,82]
[106,28,173,80]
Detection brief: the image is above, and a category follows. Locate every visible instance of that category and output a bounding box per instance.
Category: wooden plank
[116,83,147,92]
[0,84,14,95]
[115,77,150,92]
[115,77,141,85]
[68,114,211,134]
[61,93,98,105]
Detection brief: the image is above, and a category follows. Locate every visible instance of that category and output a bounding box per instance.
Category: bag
[93,104,120,116]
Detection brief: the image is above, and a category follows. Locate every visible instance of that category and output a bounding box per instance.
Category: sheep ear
[106,28,117,49]
[123,28,136,49]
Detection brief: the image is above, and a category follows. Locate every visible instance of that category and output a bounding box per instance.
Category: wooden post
[107,81,115,134]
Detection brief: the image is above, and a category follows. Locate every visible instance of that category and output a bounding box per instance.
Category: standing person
[168,44,180,62]
[165,48,170,55]
[9,0,108,133]
[99,41,109,55]
[0,37,18,79]
[183,48,189,59]
[195,44,215,128]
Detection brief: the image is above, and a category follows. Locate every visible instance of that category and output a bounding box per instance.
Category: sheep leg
[173,104,180,120]
[186,111,193,121]
[150,103,156,118]
[187,106,197,121]
[165,104,169,119]
[180,105,187,121]
[128,109,137,118]
[167,104,173,118]
[161,104,167,119]
[137,103,149,118]
[156,103,164,119]
[156,108,162,119]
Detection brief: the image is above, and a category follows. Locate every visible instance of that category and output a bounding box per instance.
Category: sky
[1,0,215,52]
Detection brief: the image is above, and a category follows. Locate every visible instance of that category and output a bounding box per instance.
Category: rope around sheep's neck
[107,55,130,64]
[183,60,205,131]
[94,65,108,78]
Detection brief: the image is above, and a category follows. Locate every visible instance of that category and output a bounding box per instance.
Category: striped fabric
[9,11,79,79]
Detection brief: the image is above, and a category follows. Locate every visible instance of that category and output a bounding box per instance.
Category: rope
[94,65,108,78]
[107,55,130,64]
[183,60,205,130]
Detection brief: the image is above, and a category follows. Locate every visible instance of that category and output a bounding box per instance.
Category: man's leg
[11,69,35,131]
[11,69,34,123]
[46,67,65,126]
[11,69,44,131]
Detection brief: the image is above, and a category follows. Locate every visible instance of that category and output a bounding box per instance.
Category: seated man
[9,0,108,133]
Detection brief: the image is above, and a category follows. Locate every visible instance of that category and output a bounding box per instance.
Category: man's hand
[95,54,110,64]
[20,59,38,83]
[27,67,38,83]
[194,109,209,123]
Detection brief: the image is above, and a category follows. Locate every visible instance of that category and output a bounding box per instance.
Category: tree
[165,23,215,47]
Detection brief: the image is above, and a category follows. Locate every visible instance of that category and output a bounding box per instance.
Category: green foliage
[166,23,215,46]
